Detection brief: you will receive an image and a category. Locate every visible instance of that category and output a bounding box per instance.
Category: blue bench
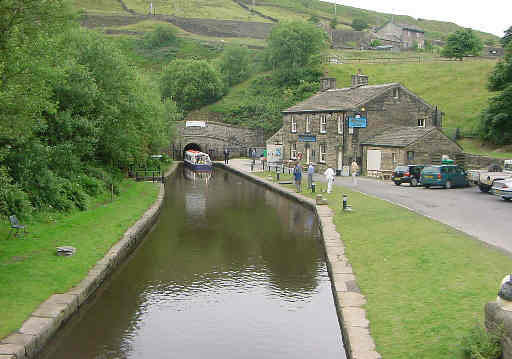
[7,215,26,239]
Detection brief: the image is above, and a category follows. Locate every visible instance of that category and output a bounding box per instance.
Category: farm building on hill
[269,72,461,176]
[375,21,425,50]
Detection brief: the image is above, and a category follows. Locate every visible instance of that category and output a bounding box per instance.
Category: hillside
[73,0,500,44]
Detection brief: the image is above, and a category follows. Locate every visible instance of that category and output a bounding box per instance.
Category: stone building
[276,73,445,174]
[361,127,463,175]
[375,21,425,50]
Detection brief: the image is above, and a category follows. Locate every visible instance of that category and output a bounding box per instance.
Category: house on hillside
[375,21,425,50]
[272,72,461,176]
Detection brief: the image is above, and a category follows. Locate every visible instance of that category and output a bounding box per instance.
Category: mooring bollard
[343,194,348,210]
[251,163,254,172]
[277,172,280,181]
[311,183,316,193]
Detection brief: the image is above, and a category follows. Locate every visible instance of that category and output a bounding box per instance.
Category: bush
[0,168,33,220]
[351,18,368,31]
[461,323,502,359]
[79,175,105,197]
[142,26,178,49]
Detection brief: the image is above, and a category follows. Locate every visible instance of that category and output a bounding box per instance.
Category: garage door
[367,150,382,171]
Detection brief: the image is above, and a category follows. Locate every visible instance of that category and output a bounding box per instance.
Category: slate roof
[361,127,435,147]
[283,83,399,113]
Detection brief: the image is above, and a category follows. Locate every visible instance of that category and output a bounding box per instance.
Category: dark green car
[420,165,469,189]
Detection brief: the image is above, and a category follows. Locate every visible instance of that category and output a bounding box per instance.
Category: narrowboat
[184,150,213,171]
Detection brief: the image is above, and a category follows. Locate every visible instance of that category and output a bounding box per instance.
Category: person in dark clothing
[224,148,229,164]
[293,162,303,193]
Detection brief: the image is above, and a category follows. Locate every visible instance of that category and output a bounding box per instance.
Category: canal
[41,166,345,359]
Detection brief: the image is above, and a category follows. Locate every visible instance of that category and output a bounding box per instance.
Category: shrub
[460,323,502,359]
[142,26,178,49]
[79,175,105,197]
[0,168,33,220]
[351,18,368,31]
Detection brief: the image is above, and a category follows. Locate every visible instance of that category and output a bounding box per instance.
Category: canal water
[41,166,345,359]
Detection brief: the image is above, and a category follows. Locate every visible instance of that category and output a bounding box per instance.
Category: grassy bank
[459,138,512,159]
[0,178,161,338]
[256,170,511,358]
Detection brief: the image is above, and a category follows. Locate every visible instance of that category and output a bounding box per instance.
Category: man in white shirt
[324,167,335,194]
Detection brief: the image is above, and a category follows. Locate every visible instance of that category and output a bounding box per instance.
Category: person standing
[324,166,335,194]
[307,162,315,190]
[293,162,303,193]
[351,160,360,185]
[223,148,229,164]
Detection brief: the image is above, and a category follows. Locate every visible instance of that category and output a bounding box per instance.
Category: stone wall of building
[405,129,462,165]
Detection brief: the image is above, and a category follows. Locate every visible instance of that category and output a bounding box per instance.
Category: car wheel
[394,182,401,186]
[424,185,430,189]
[445,180,452,189]
[410,178,418,187]
[479,185,490,193]
[503,197,512,201]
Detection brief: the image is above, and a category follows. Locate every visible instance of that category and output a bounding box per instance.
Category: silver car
[492,178,512,201]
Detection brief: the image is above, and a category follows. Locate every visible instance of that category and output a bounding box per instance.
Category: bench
[7,215,26,239]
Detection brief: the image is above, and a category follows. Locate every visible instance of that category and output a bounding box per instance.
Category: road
[315,174,512,254]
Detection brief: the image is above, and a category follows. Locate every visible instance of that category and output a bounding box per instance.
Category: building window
[291,116,297,133]
[305,115,311,133]
[337,115,343,134]
[291,143,297,159]
[417,118,425,127]
[319,144,327,163]
[393,87,400,99]
[320,115,327,134]
[407,151,415,161]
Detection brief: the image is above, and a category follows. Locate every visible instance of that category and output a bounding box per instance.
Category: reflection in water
[41,166,345,359]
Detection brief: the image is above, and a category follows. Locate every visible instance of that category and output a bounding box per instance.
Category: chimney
[320,77,337,91]
[351,70,369,87]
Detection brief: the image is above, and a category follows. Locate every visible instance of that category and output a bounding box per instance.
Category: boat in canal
[184,149,213,171]
[183,165,212,183]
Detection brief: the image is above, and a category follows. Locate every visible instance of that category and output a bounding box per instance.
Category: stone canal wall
[0,164,179,359]
[217,163,381,359]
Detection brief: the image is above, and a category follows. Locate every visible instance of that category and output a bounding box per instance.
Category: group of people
[293,160,360,193]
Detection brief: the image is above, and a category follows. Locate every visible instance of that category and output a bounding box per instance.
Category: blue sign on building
[348,116,367,128]
[298,135,317,142]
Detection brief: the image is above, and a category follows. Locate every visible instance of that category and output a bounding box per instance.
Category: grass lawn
[326,60,496,135]
[459,138,512,159]
[256,170,512,358]
[0,179,160,339]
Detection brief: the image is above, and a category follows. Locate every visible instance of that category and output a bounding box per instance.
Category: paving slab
[338,292,367,308]
[342,307,370,328]
[0,343,25,358]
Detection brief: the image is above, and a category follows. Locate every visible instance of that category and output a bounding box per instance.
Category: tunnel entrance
[183,143,202,159]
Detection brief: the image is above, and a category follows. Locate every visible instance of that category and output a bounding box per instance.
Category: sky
[321,0,511,37]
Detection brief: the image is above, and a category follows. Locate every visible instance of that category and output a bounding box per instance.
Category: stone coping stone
[2,163,179,359]
[218,162,382,359]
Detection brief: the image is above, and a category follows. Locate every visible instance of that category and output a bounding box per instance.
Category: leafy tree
[161,59,225,112]
[218,45,250,87]
[142,25,178,49]
[480,44,512,145]
[424,40,434,53]
[503,26,512,47]
[441,29,483,60]
[351,18,368,31]
[308,15,320,24]
[330,17,338,30]
[265,21,327,72]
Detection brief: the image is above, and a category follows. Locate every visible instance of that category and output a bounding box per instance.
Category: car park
[492,178,512,201]
[392,165,425,186]
[420,165,469,189]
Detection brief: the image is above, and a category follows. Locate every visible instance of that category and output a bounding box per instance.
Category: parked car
[491,178,512,201]
[420,165,469,189]
[392,165,425,186]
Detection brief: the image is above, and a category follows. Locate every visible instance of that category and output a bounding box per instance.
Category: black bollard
[343,194,348,210]
[251,163,254,172]
[311,183,316,193]
[277,172,280,181]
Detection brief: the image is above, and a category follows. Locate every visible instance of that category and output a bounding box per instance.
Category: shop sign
[298,135,317,142]
[348,115,367,128]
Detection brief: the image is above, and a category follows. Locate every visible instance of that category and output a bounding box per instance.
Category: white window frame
[291,116,297,133]
[393,87,400,99]
[417,118,425,128]
[319,143,327,163]
[337,114,343,134]
[305,115,311,133]
[291,143,297,159]
[320,115,327,134]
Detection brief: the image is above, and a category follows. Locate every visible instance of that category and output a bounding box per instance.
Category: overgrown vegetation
[461,324,503,359]
[441,28,483,60]
[0,1,178,219]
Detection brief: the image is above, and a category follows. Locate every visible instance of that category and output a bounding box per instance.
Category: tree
[351,18,368,31]
[218,45,250,87]
[503,26,512,47]
[480,44,512,145]
[161,59,225,112]
[441,29,483,60]
[330,17,338,30]
[265,21,327,72]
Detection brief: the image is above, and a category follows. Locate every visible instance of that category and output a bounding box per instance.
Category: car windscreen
[394,166,409,172]
[422,167,440,174]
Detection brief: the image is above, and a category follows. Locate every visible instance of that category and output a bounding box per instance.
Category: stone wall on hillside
[330,30,370,49]
[157,15,275,39]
